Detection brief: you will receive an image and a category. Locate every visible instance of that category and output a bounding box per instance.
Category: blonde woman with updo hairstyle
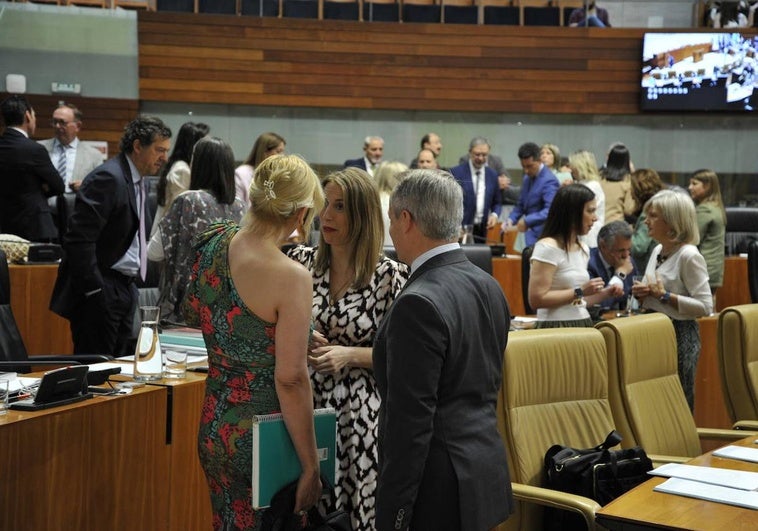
[688,169,726,293]
[632,190,712,411]
[569,149,605,248]
[287,167,408,531]
[374,160,409,246]
[184,154,324,530]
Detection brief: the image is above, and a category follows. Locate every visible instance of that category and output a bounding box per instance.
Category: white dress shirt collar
[411,242,460,274]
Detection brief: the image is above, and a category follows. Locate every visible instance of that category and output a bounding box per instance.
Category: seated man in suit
[449,137,501,240]
[374,169,513,531]
[344,135,384,178]
[0,94,65,242]
[588,220,636,311]
[39,103,104,193]
[503,141,559,249]
[50,115,172,357]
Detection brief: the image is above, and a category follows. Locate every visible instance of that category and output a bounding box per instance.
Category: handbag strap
[596,430,623,452]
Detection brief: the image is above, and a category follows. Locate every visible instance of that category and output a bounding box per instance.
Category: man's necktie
[138,178,147,281]
[57,144,67,181]
[474,170,481,192]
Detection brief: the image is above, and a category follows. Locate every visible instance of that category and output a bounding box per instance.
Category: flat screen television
[641,32,758,112]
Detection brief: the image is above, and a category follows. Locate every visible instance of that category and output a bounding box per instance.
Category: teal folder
[158,331,206,350]
[251,407,337,509]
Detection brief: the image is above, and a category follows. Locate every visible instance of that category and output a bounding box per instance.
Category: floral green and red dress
[184,222,280,531]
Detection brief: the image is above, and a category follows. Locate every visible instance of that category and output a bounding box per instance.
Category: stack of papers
[651,457,758,510]
[160,328,208,360]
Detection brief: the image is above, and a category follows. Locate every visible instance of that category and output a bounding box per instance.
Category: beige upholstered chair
[496,328,613,531]
[597,313,750,463]
[718,304,758,428]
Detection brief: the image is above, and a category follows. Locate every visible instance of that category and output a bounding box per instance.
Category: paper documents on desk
[713,445,758,464]
[654,478,758,510]
[650,463,758,490]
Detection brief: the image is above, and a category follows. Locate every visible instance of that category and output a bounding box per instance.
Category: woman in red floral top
[184,154,324,531]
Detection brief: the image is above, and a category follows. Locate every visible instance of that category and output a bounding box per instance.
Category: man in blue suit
[504,142,559,248]
[588,220,637,311]
[344,135,383,178]
[449,137,501,241]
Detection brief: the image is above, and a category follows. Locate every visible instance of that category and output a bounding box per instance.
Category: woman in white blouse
[529,184,621,328]
[632,190,712,411]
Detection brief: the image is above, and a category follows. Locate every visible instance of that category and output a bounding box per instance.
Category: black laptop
[10,365,92,411]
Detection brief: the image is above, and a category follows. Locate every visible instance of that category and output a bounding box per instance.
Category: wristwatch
[615,271,627,280]
[660,291,671,303]
[572,287,584,305]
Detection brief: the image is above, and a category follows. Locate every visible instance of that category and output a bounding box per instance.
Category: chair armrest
[648,454,690,466]
[512,482,601,530]
[696,427,758,441]
[733,420,758,431]
[29,354,115,364]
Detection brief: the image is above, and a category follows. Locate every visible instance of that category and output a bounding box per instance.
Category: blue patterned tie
[57,144,67,182]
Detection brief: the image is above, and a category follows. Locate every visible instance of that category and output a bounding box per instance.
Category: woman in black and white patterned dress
[288,167,407,531]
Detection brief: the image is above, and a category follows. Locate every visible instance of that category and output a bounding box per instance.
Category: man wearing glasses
[40,103,103,192]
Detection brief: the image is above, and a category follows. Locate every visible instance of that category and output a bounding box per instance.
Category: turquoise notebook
[251,407,337,509]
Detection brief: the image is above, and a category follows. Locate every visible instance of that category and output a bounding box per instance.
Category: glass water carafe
[133,306,163,381]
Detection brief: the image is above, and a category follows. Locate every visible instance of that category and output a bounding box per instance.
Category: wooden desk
[147,373,213,531]
[715,256,750,312]
[492,256,524,316]
[596,435,758,530]
[8,263,73,355]
[0,385,170,531]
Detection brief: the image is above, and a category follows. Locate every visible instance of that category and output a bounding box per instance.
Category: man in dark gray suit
[50,116,171,357]
[373,169,513,530]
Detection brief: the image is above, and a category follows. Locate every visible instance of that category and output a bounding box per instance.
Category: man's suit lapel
[119,153,139,219]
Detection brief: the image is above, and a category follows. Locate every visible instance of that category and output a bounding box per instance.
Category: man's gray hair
[364,135,384,146]
[598,220,633,247]
[469,136,490,150]
[390,169,463,241]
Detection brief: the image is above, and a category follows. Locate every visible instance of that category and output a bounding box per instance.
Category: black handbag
[542,430,653,531]
[260,477,352,531]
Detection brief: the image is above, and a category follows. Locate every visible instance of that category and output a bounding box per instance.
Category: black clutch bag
[260,477,352,531]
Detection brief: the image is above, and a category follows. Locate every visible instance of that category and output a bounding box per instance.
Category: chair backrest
[364,0,400,21]
[717,304,758,423]
[596,313,702,457]
[0,249,31,371]
[482,0,519,24]
[401,0,441,22]
[461,244,493,275]
[521,246,534,315]
[725,207,758,255]
[324,0,360,20]
[198,0,238,13]
[522,5,560,25]
[497,327,615,530]
[749,240,758,303]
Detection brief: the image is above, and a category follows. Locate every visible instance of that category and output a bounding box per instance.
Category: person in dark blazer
[373,169,513,531]
[344,135,384,178]
[449,137,501,240]
[50,116,171,357]
[0,95,65,241]
[587,220,637,311]
[504,141,560,248]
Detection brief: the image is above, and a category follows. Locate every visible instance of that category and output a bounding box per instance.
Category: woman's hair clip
[263,179,276,200]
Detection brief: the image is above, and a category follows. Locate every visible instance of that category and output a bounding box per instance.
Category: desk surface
[596,436,758,531]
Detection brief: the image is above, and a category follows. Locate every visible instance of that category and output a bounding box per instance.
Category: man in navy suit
[504,141,559,248]
[588,220,637,311]
[50,116,171,357]
[449,137,501,240]
[374,169,513,531]
[0,95,65,241]
[344,135,383,178]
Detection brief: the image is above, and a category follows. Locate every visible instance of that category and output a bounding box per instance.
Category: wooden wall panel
[138,11,654,114]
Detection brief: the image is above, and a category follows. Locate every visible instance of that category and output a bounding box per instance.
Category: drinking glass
[163,350,187,379]
[461,225,475,245]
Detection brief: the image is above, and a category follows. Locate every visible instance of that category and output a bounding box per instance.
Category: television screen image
[641,33,758,112]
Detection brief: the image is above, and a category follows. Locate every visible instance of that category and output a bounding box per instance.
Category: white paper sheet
[713,445,758,464]
[654,478,758,510]
[650,462,758,491]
